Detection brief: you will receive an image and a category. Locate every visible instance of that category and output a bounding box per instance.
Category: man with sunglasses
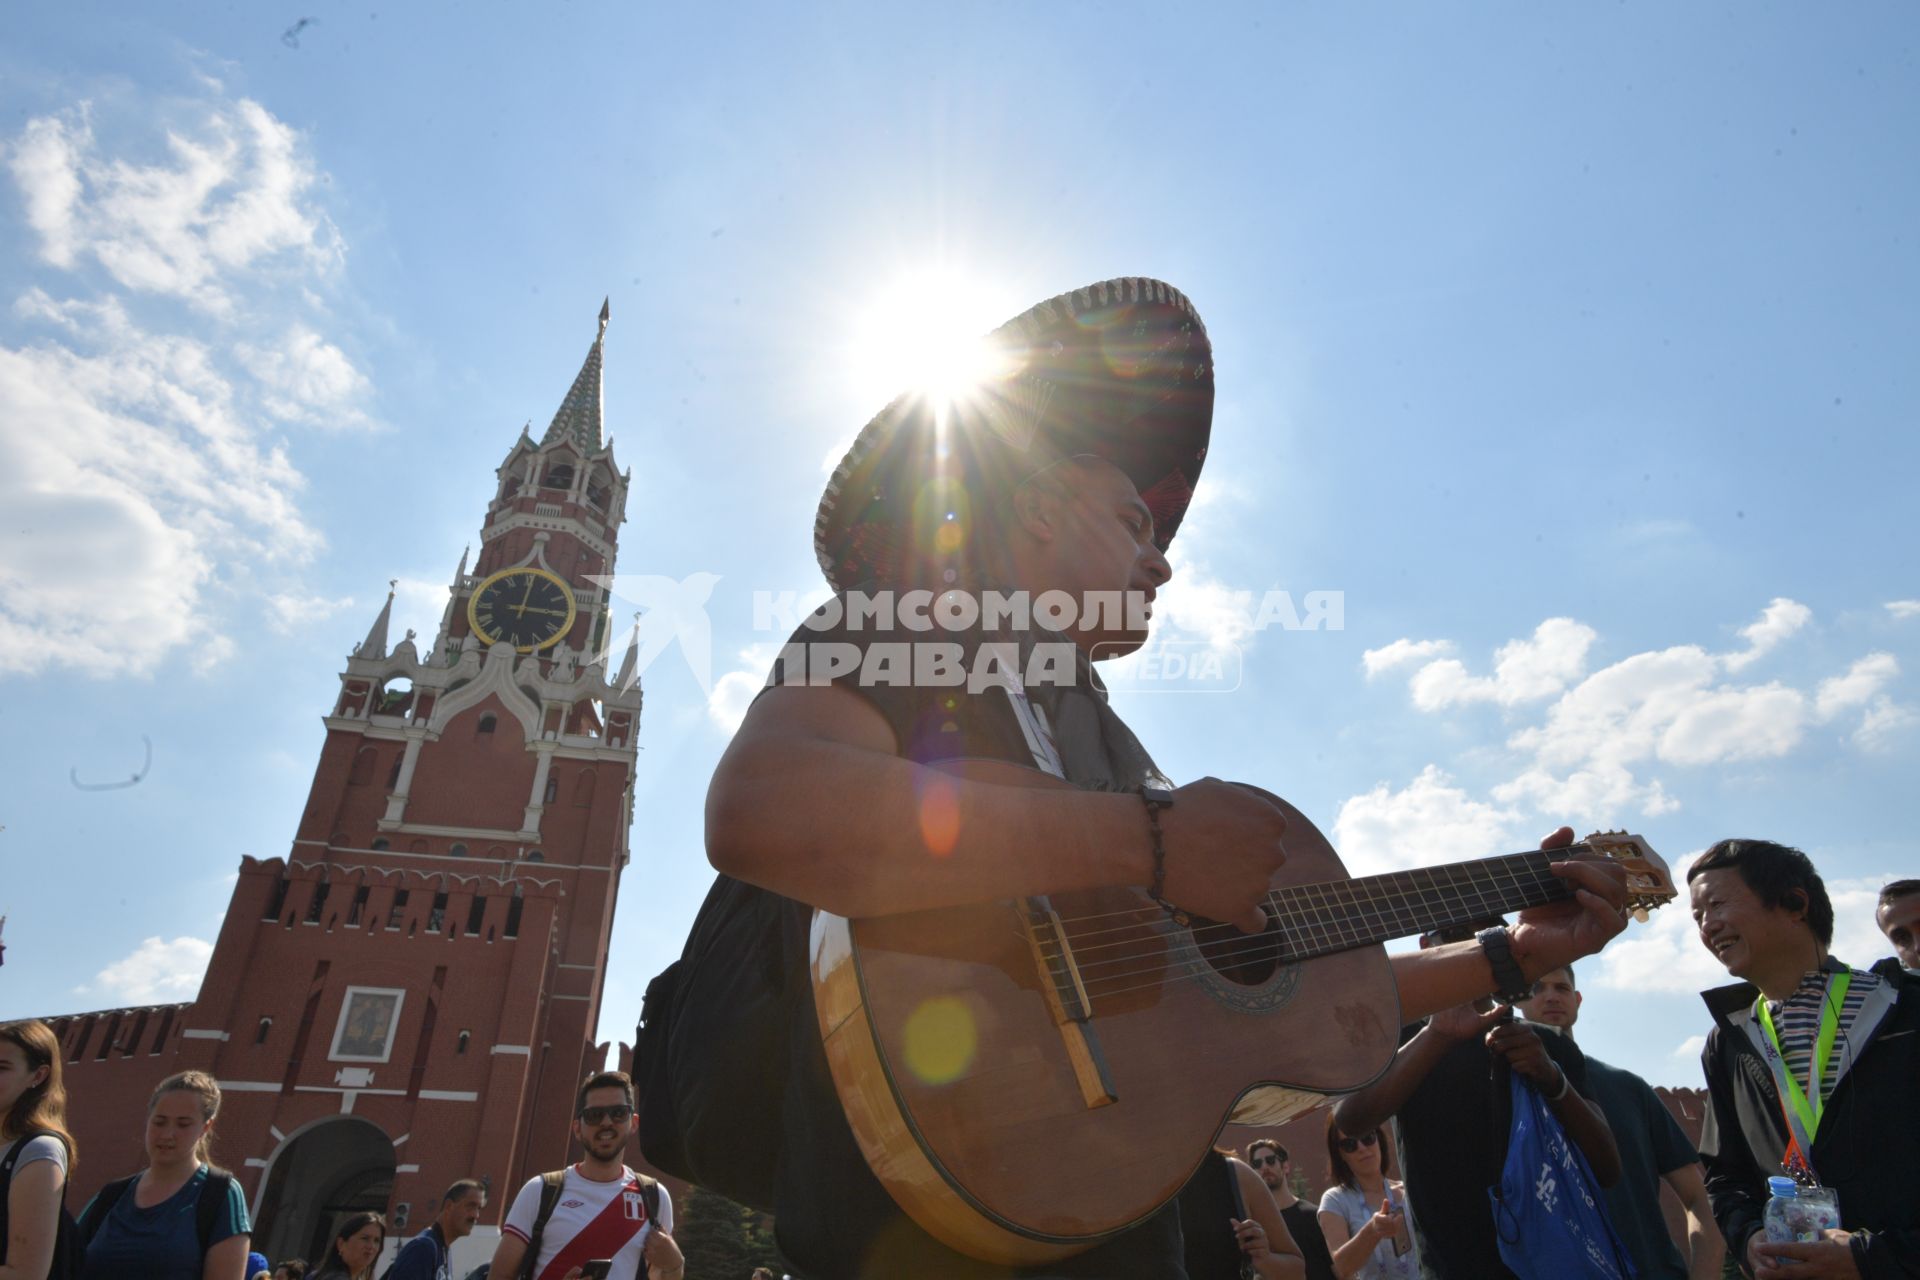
[491,1071,683,1280]
[1247,1141,1335,1280]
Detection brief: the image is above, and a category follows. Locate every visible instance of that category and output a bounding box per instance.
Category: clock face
[467,567,578,652]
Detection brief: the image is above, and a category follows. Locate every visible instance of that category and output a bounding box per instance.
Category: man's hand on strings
[1157,778,1288,935]
[1509,826,1631,978]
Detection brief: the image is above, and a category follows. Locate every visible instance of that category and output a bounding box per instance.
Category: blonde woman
[0,1020,76,1280]
[77,1071,251,1280]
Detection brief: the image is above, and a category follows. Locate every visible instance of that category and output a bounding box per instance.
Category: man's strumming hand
[1509,826,1631,978]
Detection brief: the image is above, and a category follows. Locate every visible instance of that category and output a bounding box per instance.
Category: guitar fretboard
[1265,846,1575,961]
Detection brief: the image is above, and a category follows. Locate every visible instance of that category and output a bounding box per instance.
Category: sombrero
[814,276,1213,593]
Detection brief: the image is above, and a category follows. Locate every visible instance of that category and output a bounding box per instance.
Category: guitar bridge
[1026,898,1118,1108]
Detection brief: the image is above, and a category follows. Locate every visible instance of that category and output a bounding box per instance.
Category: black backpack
[0,1130,83,1279]
[518,1170,661,1280]
[74,1166,234,1257]
[635,873,802,1211]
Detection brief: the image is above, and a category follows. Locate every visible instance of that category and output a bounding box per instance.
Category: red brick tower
[45,302,644,1270]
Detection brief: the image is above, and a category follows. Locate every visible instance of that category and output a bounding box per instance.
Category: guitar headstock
[1580,831,1676,922]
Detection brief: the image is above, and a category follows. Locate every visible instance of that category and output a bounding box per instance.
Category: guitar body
[810,759,1403,1265]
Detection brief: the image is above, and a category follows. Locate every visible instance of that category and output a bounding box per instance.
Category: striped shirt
[1764,966,1880,1105]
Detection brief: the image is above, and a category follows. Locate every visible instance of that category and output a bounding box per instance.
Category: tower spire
[357,580,397,659]
[614,611,643,690]
[541,299,609,453]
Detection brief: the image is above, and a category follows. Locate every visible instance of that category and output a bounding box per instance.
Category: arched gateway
[253,1117,397,1264]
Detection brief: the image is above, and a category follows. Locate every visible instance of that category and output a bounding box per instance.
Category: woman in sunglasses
[1316,1117,1419,1280]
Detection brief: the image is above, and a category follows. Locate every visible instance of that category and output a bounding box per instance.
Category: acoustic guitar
[810,758,1675,1265]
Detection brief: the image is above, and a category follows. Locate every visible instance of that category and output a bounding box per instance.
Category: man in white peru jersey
[490,1070,683,1280]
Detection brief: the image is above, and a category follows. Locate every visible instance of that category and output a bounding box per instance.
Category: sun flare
[847,268,1019,413]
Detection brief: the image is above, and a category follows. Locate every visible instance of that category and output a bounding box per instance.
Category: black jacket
[1696,961,1920,1280]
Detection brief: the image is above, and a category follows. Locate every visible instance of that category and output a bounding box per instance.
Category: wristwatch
[1475,926,1534,1005]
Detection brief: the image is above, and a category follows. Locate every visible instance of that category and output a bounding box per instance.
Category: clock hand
[516,577,534,616]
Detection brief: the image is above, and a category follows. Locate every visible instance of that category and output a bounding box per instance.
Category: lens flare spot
[918,775,961,856]
[903,996,977,1085]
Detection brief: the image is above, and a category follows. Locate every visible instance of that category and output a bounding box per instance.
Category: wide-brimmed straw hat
[814,276,1213,593]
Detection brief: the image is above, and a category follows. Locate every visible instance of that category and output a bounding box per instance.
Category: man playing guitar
[689,277,1633,1278]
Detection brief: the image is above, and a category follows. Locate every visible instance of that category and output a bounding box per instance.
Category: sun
[846,268,1020,414]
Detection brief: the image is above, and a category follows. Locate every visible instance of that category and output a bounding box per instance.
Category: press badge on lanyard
[1752,969,1851,1191]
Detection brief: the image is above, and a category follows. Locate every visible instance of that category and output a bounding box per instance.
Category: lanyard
[1753,969,1851,1181]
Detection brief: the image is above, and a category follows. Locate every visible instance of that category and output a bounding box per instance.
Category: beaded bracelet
[1140,786,1191,927]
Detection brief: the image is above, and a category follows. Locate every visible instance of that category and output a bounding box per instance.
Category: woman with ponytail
[0,1019,76,1280]
[78,1070,251,1280]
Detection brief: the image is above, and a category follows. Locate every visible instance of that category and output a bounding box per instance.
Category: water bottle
[1763,1177,1842,1244]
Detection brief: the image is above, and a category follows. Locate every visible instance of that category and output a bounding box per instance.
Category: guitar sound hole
[1193,915,1283,986]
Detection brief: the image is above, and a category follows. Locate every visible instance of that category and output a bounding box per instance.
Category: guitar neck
[1268,846,1579,961]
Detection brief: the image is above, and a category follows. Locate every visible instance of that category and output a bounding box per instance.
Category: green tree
[676,1185,752,1279]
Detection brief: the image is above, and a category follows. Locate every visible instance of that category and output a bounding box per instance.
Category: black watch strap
[1475,926,1533,1004]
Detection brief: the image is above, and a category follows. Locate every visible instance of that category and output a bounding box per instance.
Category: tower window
[524,849,545,864]
[304,880,331,924]
[262,874,291,922]
[346,885,371,927]
[466,895,487,935]
[348,748,377,786]
[370,837,390,851]
[428,891,449,933]
[387,755,403,789]
[476,714,497,739]
[449,842,468,858]
[504,893,524,939]
[255,1017,272,1046]
[544,463,575,490]
[387,889,411,930]
[457,1030,471,1055]
[543,776,559,804]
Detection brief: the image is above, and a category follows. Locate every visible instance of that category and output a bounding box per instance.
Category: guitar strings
[1034,847,1579,933]
[1026,861,1573,1000]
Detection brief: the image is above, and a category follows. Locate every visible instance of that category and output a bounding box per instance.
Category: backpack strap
[196,1168,235,1254]
[519,1169,570,1280]
[636,1173,660,1228]
[76,1174,138,1246]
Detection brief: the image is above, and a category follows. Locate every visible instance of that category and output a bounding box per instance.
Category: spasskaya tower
[44,301,646,1270]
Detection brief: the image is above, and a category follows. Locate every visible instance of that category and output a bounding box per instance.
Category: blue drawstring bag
[1489,1072,1636,1279]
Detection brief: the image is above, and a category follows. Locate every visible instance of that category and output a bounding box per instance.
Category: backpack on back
[0,1131,84,1280]
[74,1166,234,1256]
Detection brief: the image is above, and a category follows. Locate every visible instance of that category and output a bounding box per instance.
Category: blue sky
[1,2,1914,1094]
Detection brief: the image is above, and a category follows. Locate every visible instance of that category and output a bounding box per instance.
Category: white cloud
[707,642,784,732]
[0,89,374,678]
[1373,603,1898,824]
[1815,653,1899,719]
[235,324,373,428]
[1405,618,1596,711]
[0,292,320,675]
[1855,698,1919,752]
[1362,638,1453,678]
[1721,597,1811,672]
[265,591,356,634]
[1156,555,1257,650]
[1331,765,1519,878]
[80,935,213,1005]
[1885,600,1920,620]
[1657,682,1807,765]
[1672,1034,1706,1060]
[7,100,340,313]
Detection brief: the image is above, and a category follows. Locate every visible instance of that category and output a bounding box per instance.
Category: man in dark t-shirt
[1332,998,1619,1280]
[1247,1140,1334,1280]
[676,278,1637,1279]
[1516,967,1723,1280]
